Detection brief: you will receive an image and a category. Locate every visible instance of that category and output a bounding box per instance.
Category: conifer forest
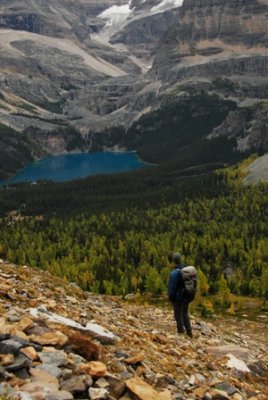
[0,160,267,310]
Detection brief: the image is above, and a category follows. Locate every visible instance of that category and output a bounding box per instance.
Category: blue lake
[0,152,146,186]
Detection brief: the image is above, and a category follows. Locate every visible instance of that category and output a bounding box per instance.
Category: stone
[39,363,62,378]
[14,367,30,379]
[0,339,24,355]
[232,394,243,400]
[188,375,195,385]
[28,342,43,352]
[0,353,15,366]
[0,283,12,294]
[29,308,120,344]
[95,378,109,389]
[210,389,230,400]
[114,351,130,359]
[26,324,52,337]
[105,374,126,399]
[193,386,209,398]
[60,375,93,394]
[16,392,33,400]
[43,391,74,400]
[126,377,172,400]
[29,367,60,388]
[153,334,169,344]
[59,369,73,382]
[18,390,73,400]
[88,387,109,399]
[226,354,250,373]
[120,371,133,380]
[5,354,30,372]
[78,361,107,377]
[156,391,173,400]
[46,300,57,309]
[7,314,20,322]
[118,394,132,400]
[38,349,69,367]
[248,360,267,377]
[18,316,34,332]
[20,346,38,361]
[30,331,69,347]
[125,353,145,365]
[65,296,78,305]
[9,327,29,341]
[0,332,11,341]
[207,345,249,362]
[20,382,58,393]
[216,383,237,395]
[7,375,24,387]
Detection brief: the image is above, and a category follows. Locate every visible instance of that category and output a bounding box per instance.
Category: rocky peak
[0,259,267,399]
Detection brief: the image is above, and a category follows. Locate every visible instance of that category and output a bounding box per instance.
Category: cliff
[152,0,268,78]
[0,260,267,399]
[209,107,268,152]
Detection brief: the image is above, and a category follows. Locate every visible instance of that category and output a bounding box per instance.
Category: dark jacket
[168,264,185,302]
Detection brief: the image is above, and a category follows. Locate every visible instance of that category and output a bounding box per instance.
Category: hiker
[168,252,193,338]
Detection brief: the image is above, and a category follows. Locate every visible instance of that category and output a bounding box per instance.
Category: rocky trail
[0,260,267,400]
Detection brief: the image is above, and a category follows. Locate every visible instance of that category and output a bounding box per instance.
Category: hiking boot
[187,331,193,338]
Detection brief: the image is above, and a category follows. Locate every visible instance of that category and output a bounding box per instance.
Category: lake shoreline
[0,150,150,187]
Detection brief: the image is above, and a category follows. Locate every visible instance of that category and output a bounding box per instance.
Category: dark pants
[172,300,192,336]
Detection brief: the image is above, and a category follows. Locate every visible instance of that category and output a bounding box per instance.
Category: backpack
[181,266,197,302]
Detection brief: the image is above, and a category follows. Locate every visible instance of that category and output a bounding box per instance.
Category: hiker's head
[172,252,181,264]
[168,253,174,263]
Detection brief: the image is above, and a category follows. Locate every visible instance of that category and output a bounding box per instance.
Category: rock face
[110,10,180,55]
[152,0,268,78]
[0,260,267,399]
[209,107,268,152]
[244,154,268,184]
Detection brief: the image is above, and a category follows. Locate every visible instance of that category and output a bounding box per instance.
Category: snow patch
[151,0,183,14]
[92,2,133,44]
[93,0,183,46]
[98,3,132,28]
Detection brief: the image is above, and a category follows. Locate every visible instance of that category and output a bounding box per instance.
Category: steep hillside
[0,260,267,399]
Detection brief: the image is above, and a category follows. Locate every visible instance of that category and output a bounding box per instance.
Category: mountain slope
[0,260,267,399]
[0,0,268,179]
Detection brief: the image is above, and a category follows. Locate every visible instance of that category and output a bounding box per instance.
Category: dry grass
[67,331,101,361]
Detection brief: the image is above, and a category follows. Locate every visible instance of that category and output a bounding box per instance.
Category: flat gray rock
[0,339,24,355]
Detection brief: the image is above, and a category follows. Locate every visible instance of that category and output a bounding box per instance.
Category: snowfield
[93,0,183,44]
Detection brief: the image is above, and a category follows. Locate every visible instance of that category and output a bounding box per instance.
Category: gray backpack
[181,266,197,302]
